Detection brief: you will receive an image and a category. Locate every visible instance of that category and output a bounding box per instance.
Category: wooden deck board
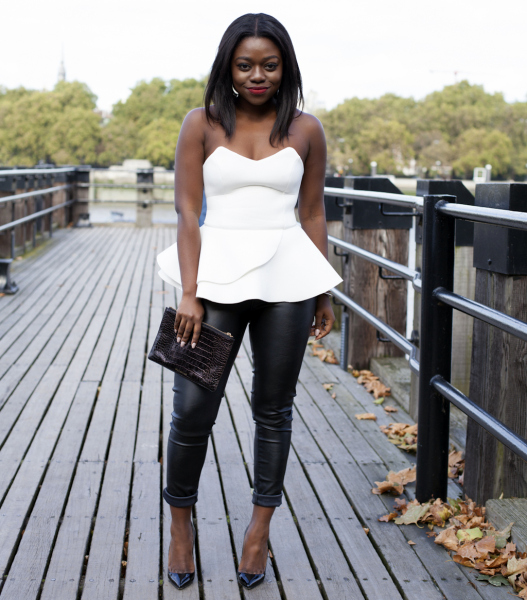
[0,226,498,600]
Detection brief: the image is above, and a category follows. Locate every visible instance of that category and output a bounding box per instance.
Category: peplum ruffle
[156,145,343,303]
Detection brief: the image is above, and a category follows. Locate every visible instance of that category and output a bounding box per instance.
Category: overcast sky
[1,0,525,113]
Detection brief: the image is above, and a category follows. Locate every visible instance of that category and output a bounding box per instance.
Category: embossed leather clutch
[147,307,235,392]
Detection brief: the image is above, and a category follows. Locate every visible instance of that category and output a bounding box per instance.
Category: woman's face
[231,36,283,105]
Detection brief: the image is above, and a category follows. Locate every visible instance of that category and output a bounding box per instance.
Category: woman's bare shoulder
[292,109,326,148]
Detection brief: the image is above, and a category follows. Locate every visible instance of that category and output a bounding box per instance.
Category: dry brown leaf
[331,392,336,399]
[435,527,459,552]
[388,467,416,486]
[475,535,496,557]
[372,480,403,496]
[355,413,377,421]
[384,405,398,413]
[323,383,334,390]
[408,540,416,545]
[378,512,398,522]
[363,527,370,534]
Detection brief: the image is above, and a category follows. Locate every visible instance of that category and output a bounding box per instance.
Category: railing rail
[325,185,527,502]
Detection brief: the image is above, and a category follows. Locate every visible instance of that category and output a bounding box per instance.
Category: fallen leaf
[476,574,510,587]
[331,392,336,399]
[363,527,370,534]
[378,513,398,522]
[355,413,377,421]
[384,405,398,413]
[485,523,513,549]
[395,503,431,525]
[435,526,459,551]
[388,467,416,486]
[373,397,385,405]
[323,383,334,391]
[504,557,527,577]
[372,480,403,496]
[475,535,496,557]
[457,527,483,543]
[408,540,416,545]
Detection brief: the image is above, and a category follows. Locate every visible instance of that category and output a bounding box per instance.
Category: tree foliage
[0,81,100,166]
[320,81,527,179]
[0,77,526,179]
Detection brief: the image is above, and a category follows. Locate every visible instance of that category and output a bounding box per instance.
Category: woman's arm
[173,108,206,348]
[297,115,335,341]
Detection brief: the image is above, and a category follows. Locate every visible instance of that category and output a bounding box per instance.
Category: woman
[156,12,343,591]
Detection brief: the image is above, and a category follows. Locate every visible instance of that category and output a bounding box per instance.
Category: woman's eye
[238,63,250,71]
[265,63,278,70]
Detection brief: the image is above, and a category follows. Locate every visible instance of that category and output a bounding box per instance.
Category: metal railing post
[339,309,349,370]
[415,195,456,502]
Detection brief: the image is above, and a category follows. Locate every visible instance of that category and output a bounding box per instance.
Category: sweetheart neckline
[204,146,302,166]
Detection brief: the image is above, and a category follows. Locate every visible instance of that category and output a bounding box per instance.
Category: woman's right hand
[174,294,204,348]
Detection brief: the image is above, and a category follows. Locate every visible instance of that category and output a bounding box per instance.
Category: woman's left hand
[310,294,336,341]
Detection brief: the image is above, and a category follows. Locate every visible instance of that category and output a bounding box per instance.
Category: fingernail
[180,341,185,347]
[177,336,181,343]
[191,342,196,349]
[315,329,320,336]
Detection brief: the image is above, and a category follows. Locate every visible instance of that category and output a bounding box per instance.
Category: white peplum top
[156,145,343,303]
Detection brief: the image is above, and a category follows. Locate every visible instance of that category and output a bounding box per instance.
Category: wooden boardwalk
[0,226,510,600]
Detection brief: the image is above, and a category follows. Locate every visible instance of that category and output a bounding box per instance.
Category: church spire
[58,47,66,82]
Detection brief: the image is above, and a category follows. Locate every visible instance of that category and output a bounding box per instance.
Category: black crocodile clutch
[147,307,235,392]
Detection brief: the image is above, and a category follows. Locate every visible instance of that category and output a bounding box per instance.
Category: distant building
[58,54,66,82]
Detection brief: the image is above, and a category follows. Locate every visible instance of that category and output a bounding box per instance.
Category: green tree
[452,128,514,179]
[136,118,181,168]
[98,77,206,166]
[0,81,100,165]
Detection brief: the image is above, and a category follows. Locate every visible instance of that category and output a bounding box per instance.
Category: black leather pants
[163,296,317,508]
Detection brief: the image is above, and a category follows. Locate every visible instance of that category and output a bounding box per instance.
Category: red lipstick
[247,87,269,95]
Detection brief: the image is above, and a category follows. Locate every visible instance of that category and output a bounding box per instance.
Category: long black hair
[204,13,304,147]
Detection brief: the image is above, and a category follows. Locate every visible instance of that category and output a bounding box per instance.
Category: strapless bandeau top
[156,145,343,303]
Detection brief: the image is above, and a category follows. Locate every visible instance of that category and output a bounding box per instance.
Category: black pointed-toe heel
[237,525,267,590]
[167,519,196,590]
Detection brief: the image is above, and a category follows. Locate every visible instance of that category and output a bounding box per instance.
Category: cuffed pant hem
[252,491,283,507]
[163,487,198,507]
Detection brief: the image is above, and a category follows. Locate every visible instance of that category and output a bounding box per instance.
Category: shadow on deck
[0,226,508,600]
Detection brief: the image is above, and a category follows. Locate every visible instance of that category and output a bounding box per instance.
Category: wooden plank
[365,461,511,600]
[0,227,128,428]
[213,393,282,599]
[39,462,104,600]
[80,381,141,600]
[233,340,401,600]
[344,227,408,369]
[161,371,200,600]
[123,462,161,600]
[194,443,241,600]
[225,364,324,600]
[0,229,131,500]
[0,229,149,585]
[0,229,130,513]
[295,353,502,599]
[82,228,150,382]
[0,228,103,346]
[236,334,444,600]
[41,228,159,600]
[283,456,367,599]
[0,229,105,378]
[80,230,152,460]
[0,381,99,598]
[466,268,527,503]
[0,227,88,318]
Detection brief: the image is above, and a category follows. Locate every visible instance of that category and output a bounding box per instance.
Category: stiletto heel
[167,519,196,590]
[237,524,267,590]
